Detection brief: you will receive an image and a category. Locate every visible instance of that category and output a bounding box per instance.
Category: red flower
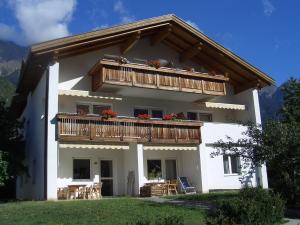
[101,109,117,118]
[163,114,174,120]
[138,114,151,120]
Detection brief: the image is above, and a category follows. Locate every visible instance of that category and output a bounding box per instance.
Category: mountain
[259,85,283,122]
[0,40,28,103]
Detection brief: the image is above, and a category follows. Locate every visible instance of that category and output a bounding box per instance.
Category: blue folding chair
[178,177,196,194]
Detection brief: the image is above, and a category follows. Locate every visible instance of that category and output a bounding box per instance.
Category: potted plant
[101,109,117,119]
[137,114,151,120]
[162,113,177,120]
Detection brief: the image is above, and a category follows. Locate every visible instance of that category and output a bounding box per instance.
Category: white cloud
[0,23,19,42]
[113,0,135,24]
[262,0,275,16]
[113,0,126,14]
[185,20,204,33]
[1,0,77,45]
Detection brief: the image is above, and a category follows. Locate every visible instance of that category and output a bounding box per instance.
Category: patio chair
[178,177,196,194]
[166,180,178,195]
[57,187,68,200]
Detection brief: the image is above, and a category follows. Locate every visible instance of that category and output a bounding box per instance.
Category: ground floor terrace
[58,143,202,197]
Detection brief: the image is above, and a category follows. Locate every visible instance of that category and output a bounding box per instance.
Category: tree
[0,100,26,191]
[211,78,300,205]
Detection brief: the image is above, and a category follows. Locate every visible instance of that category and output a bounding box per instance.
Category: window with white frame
[147,160,162,179]
[134,108,164,119]
[76,103,111,115]
[187,112,212,122]
[73,159,91,179]
[223,155,240,174]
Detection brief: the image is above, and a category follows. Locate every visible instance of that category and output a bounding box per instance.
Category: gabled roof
[12,14,275,116]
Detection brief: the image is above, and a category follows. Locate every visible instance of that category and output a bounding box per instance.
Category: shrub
[206,188,285,225]
[127,215,184,225]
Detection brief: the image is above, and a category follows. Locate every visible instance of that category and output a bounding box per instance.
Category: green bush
[127,215,184,225]
[206,188,285,225]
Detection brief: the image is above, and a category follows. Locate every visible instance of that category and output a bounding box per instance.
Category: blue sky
[0,0,299,85]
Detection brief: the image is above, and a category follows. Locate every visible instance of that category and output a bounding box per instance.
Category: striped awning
[143,146,198,151]
[200,102,246,110]
[59,89,122,101]
[59,144,129,150]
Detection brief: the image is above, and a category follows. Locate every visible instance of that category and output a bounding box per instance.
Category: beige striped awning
[200,102,246,110]
[143,146,198,151]
[59,89,122,101]
[59,144,129,150]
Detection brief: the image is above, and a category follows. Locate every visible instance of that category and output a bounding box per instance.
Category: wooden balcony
[89,59,228,96]
[57,114,202,144]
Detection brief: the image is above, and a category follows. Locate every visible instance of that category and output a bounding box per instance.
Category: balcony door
[165,159,177,180]
[100,160,113,196]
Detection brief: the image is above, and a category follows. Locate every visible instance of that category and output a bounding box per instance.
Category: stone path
[141,196,300,225]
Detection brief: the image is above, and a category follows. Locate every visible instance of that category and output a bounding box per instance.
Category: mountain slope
[0,40,28,103]
[259,85,283,122]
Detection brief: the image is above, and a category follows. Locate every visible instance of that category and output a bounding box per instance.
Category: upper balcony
[89,59,229,101]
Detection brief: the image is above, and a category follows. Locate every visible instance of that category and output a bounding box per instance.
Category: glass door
[165,159,177,180]
[100,160,113,196]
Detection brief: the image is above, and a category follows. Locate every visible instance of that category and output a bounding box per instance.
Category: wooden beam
[180,42,202,62]
[150,25,172,46]
[120,31,141,55]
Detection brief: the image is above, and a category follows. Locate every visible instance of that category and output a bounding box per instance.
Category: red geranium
[163,114,176,120]
[101,109,117,118]
[138,114,151,120]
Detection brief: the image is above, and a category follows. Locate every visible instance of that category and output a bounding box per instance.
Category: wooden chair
[167,179,178,195]
[57,188,68,200]
[77,186,87,199]
[90,183,102,199]
[67,186,78,199]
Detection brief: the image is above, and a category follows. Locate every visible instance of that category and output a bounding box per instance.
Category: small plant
[162,113,176,120]
[127,215,184,225]
[101,109,117,118]
[137,114,151,120]
[176,112,186,120]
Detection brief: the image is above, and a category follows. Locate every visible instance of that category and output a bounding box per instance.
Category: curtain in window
[223,155,230,174]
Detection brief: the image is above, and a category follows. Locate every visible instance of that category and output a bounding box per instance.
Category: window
[151,109,163,119]
[147,160,162,179]
[73,159,91,179]
[186,112,212,122]
[76,104,89,115]
[223,155,240,174]
[199,113,212,122]
[134,108,148,117]
[93,105,111,115]
[187,112,197,120]
[134,108,164,118]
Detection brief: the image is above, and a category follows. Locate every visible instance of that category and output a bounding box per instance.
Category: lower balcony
[57,113,202,144]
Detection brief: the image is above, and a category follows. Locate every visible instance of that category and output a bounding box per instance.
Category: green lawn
[165,192,239,204]
[0,198,206,225]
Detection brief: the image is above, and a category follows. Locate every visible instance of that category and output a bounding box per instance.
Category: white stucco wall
[16,72,46,200]
[199,122,258,191]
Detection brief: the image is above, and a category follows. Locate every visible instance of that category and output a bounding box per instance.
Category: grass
[165,192,239,204]
[0,198,206,225]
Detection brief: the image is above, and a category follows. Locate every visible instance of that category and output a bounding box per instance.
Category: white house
[12,15,274,200]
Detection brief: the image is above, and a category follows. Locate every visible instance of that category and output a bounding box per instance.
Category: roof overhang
[12,14,275,117]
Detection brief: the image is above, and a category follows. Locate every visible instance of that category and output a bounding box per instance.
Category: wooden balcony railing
[90,59,228,96]
[57,114,202,144]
